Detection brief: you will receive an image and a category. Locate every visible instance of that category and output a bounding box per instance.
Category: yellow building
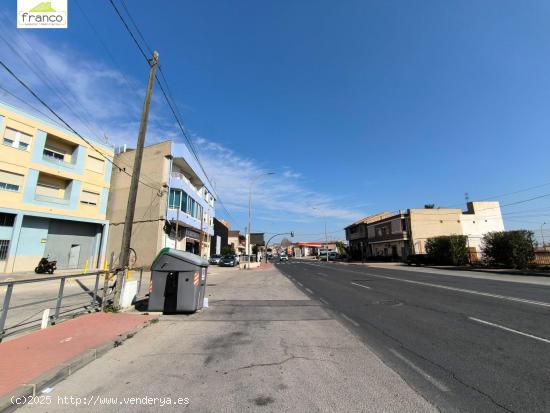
[0,101,114,273]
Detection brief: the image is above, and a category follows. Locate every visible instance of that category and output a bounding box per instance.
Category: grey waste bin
[148,248,209,313]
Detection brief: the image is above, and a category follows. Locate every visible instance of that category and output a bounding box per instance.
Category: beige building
[346,202,504,261]
[106,141,215,269]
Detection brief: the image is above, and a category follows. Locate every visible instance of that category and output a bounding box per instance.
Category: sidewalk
[0,312,154,410]
[16,265,435,412]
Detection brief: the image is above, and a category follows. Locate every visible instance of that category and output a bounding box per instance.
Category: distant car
[209,254,222,265]
[219,254,239,267]
[279,254,289,262]
[406,254,429,266]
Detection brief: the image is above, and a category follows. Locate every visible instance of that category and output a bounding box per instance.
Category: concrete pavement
[17,265,435,412]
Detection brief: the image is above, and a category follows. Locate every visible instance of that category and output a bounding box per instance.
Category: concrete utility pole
[541,222,547,249]
[115,50,159,306]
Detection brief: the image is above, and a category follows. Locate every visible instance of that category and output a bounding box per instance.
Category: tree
[335,241,347,257]
[221,245,234,255]
[424,204,436,209]
[481,230,535,269]
[425,235,468,265]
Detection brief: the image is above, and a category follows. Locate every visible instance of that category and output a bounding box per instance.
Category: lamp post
[541,222,547,250]
[246,172,275,267]
[313,207,329,262]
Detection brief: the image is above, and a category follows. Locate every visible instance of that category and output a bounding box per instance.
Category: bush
[221,246,234,255]
[425,235,468,266]
[481,230,535,269]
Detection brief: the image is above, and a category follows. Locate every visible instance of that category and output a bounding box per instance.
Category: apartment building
[346,202,504,260]
[0,102,113,273]
[106,141,215,269]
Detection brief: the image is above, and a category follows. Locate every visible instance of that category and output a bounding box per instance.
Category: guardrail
[0,268,144,342]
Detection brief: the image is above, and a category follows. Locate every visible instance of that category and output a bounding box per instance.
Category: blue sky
[2,0,550,243]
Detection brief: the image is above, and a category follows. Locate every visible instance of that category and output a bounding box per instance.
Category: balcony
[41,134,78,169]
[34,194,70,205]
[369,231,408,243]
[34,172,71,206]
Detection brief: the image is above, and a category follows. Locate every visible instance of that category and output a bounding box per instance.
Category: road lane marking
[336,268,550,308]
[351,282,371,290]
[389,349,450,392]
[469,317,550,344]
[305,288,314,294]
[297,282,303,287]
[340,313,360,327]
[317,272,328,277]
[319,298,328,305]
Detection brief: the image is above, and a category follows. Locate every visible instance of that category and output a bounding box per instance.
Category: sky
[1,0,550,243]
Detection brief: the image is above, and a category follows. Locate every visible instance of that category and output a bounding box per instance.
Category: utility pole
[114,50,159,307]
[541,222,547,250]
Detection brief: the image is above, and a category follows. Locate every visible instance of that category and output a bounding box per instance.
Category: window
[2,128,32,151]
[0,240,9,261]
[0,213,15,227]
[43,147,65,162]
[181,191,188,212]
[86,156,105,173]
[169,189,181,209]
[0,170,24,192]
[80,190,100,206]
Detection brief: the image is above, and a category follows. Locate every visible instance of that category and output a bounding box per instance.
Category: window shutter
[36,183,60,197]
[81,190,100,205]
[87,156,105,173]
[0,170,23,186]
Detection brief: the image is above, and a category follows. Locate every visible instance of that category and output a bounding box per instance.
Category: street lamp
[312,207,329,262]
[541,222,547,250]
[246,172,275,266]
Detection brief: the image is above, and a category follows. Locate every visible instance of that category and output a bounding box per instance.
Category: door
[68,244,80,268]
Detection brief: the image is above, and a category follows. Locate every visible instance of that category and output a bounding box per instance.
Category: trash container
[148,248,209,313]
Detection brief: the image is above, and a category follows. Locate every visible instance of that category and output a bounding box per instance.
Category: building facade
[106,141,215,269]
[0,102,113,273]
[210,217,229,256]
[346,202,504,261]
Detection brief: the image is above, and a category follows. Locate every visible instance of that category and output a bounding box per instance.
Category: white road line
[469,317,550,345]
[319,298,329,305]
[317,272,328,277]
[340,313,360,327]
[389,349,450,392]
[351,281,371,290]
[297,282,303,287]
[305,288,314,294]
[336,268,550,308]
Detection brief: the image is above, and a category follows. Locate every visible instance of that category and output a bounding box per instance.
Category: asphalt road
[274,260,550,413]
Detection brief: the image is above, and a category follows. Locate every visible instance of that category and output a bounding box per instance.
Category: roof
[344,211,393,229]
[228,230,240,237]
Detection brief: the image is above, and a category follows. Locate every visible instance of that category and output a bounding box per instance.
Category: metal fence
[0,268,144,342]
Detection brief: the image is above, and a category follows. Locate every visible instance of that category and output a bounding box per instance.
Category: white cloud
[194,137,363,223]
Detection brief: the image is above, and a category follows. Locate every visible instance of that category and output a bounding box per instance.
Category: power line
[105,0,239,225]
[106,0,149,62]
[0,59,160,192]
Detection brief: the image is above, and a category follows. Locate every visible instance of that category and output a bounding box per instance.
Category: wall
[12,216,48,272]
[45,219,102,269]
[106,141,171,269]
[460,202,505,252]
[409,209,463,254]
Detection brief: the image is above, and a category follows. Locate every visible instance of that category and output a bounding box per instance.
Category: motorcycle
[35,257,57,274]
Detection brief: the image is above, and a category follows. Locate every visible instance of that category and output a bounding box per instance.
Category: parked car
[219,254,239,267]
[406,254,429,266]
[279,254,289,262]
[209,254,222,265]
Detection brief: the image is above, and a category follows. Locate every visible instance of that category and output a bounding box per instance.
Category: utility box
[148,248,209,313]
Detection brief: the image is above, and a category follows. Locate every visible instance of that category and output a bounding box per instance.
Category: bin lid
[152,248,209,268]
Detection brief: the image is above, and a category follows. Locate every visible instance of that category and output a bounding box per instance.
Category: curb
[0,316,159,413]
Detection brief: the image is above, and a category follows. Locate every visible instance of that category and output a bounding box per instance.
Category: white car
[279,254,289,262]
